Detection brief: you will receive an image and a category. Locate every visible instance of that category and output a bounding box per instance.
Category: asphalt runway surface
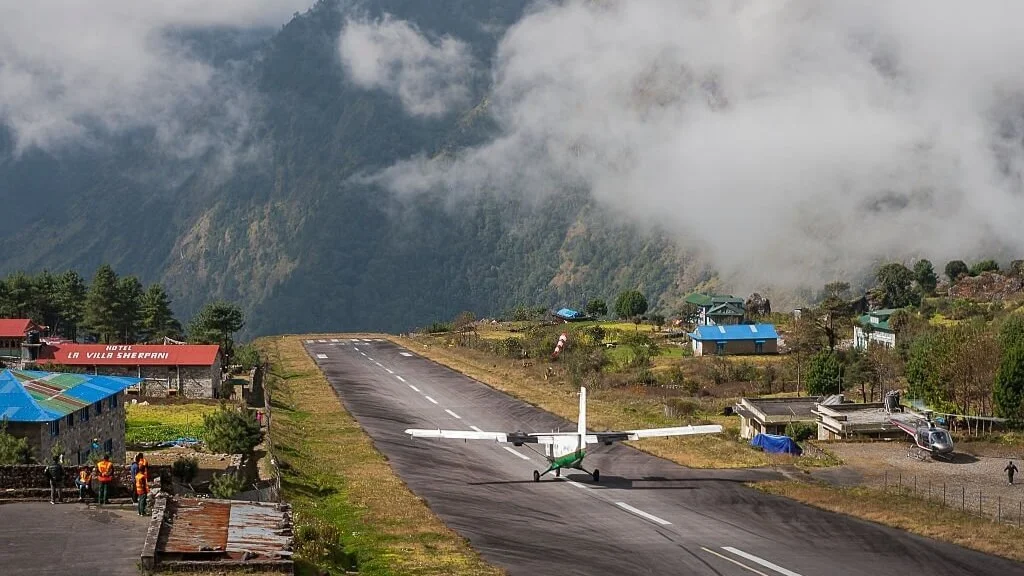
[305,338,1024,576]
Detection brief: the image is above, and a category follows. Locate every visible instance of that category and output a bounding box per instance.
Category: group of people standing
[44,452,150,515]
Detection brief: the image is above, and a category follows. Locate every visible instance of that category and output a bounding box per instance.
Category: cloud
[338,14,475,117]
[375,0,1024,291]
[0,0,313,161]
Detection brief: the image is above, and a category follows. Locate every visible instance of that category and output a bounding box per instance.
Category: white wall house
[853,309,898,350]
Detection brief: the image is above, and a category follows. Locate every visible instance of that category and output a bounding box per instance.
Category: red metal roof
[0,319,36,339]
[39,343,220,366]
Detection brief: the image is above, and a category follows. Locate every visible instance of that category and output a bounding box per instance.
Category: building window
[79,407,89,423]
[715,341,726,355]
[755,341,764,354]
[94,401,103,416]
[109,393,117,410]
[103,439,113,454]
[49,419,60,437]
[66,413,74,428]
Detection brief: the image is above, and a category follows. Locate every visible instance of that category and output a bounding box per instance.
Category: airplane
[884,391,954,461]
[404,386,723,482]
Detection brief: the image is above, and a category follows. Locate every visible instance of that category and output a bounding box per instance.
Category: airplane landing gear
[533,470,540,482]
[593,469,600,483]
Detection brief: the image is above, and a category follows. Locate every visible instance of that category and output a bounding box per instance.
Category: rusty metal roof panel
[160,499,230,554]
[158,498,291,561]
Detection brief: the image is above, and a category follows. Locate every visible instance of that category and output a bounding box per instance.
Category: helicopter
[884,391,955,461]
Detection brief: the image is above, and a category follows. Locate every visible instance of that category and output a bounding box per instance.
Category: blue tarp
[750,433,802,455]
[554,308,587,320]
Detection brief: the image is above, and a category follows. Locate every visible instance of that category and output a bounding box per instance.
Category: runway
[304,338,1024,576]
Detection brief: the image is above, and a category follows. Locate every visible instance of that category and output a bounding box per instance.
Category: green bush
[0,420,32,464]
[422,322,452,334]
[665,397,700,419]
[202,405,262,455]
[494,337,524,358]
[209,471,247,498]
[234,344,261,370]
[785,422,816,442]
[171,456,199,483]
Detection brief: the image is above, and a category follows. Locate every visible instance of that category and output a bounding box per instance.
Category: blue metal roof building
[0,369,140,422]
[689,324,779,356]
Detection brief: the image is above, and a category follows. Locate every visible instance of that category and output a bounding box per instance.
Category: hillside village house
[0,368,138,464]
[853,309,898,350]
[684,293,746,326]
[689,324,779,356]
[734,397,824,439]
[0,318,40,363]
[38,343,223,398]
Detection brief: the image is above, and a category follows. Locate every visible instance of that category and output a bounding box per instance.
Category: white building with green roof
[853,309,898,350]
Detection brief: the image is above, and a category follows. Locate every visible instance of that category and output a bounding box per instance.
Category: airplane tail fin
[578,386,587,436]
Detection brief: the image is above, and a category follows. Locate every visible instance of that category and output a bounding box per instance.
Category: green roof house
[684,293,746,325]
[853,309,898,350]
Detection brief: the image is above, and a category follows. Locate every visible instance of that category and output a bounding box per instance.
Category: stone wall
[117,364,219,399]
[7,392,126,465]
[0,463,169,499]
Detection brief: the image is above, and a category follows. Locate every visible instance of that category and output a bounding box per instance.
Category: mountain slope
[0,0,701,337]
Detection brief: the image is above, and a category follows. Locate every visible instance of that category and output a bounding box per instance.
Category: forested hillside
[0,0,702,337]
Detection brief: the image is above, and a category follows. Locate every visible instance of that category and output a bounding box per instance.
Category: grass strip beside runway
[754,480,1024,563]
[259,335,505,576]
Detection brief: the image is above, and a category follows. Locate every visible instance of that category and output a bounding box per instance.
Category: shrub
[422,322,452,334]
[732,361,759,382]
[202,405,262,455]
[0,420,32,464]
[234,344,261,370]
[665,397,700,421]
[494,337,524,358]
[171,456,199,483]
[785,422,816,442]
[209,471,247,498]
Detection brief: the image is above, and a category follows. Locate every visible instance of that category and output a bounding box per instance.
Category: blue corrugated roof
[0,369,140,422]
[689,323,779,341]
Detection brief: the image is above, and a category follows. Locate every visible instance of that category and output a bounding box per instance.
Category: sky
[0,0,313,164]
[368,0,1024,290]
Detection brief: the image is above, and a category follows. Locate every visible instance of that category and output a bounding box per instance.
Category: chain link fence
[881,471,1024,528]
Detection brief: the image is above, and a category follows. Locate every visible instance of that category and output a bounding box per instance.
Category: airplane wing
[589,424,723,444]
[405,429,555,445]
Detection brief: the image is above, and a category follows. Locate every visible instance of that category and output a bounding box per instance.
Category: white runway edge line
[502,446,530,460]
[445,409,461,419]
[700,548,769,576]
[722,547,804,576]
[615,502,671,526]
[409,384,420,392]
[315,354,328,359]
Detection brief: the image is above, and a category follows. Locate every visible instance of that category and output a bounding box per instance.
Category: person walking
[45,456,65,504]
[1006,460,1019,485]
[129,455,140,504]
[75,466,93,502]
[95,454,114,505]
[134,467,149,516]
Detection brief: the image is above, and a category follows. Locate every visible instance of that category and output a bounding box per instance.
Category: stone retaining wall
[0,463,171,499]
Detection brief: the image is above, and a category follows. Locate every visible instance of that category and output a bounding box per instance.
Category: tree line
[786,258,1024,428]
[0,265,246,361]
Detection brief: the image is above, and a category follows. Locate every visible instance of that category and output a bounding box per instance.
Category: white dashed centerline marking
[444,409,461,419]
[701,548,769,576]
[558,477,591,491]
[721,548,803,576]
[330,338,340,343]
[615,502,671,525]
[354,347,360,351]
[385,369,394,374]
[315,354,327,359]
[469,425,484,432]
[318,339,327,343]
[400,352,413,357]
[367,357,375,361]
[502,446,530,460]
[424,396,438,404]
[409,384,420,392]
[360,352,367,357]
[373,361,383,367]
[396,376,406,382]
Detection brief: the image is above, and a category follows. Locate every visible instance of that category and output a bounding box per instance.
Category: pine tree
[188,302,245,361]
[85,264,119,344]
[202,405,262,455]
[994,343,1024,424]
[140,283,180,342]
[55,271,87,340]
[114,276,144,344]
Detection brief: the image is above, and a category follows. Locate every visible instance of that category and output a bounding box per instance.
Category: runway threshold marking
[315,354,328,359]
[409,384,420,392]
[721,547,803,576]
[700,547,769,576]
[331,338,340,342]
[425,396,439,404]
[445,409,461,419]
[502,446,530,460]
[615,502,671,525]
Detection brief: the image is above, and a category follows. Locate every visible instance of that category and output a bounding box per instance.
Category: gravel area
[819,441,1024,524]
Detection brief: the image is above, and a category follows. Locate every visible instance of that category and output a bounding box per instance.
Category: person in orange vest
[95,454,114,505]
[75,466,93,502]
[135,468,149,516]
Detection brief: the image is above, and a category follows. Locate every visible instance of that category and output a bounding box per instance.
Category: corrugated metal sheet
[0,369,140,422]
[690,323,780,341]
[160,498,291,560]
[39,344,221,366]
[0,318,35,338]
